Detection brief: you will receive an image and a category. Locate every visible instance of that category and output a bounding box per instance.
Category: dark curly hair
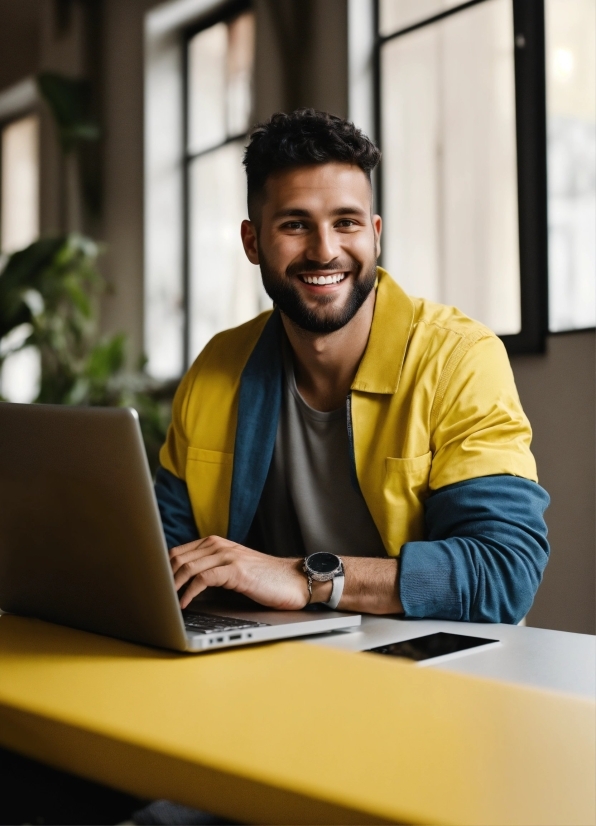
[243,109,381,218]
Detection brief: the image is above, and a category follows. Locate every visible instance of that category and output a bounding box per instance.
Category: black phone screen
[366,632,498,662]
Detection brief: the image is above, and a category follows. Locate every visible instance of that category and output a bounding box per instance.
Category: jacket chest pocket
[186,447,234,539]
[382,452,432,554]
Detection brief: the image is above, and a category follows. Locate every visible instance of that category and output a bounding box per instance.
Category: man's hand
[169,537,312,610]
[170,538,403,614]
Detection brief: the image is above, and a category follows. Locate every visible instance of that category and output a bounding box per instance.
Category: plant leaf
[37,73,100,151]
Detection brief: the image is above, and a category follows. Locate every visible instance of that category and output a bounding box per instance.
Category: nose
[305,225,338,265]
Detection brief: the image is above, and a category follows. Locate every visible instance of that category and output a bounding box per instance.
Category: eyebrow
[272,206,368,220]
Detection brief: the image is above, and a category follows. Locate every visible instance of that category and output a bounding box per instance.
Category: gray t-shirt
[254,342,387,559]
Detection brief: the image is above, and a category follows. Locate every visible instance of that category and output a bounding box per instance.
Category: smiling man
[155,109,550,623]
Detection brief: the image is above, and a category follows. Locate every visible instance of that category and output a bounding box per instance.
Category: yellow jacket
[160,268,537,557]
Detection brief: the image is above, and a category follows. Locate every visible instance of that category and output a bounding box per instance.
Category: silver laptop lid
[0,402,189,651]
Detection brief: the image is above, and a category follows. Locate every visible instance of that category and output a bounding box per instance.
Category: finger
[170,544,229,579]
[169,537,227,573]
[173,549,232,590]
[180,564,235,608]
[169,543,202,565]
[169,535,230,559]
[169,537,210,559]
[179,574,207,607]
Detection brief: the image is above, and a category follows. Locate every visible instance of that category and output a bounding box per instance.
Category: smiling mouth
[299,273,347,285]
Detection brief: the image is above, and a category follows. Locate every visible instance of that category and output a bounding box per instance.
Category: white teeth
[303,273,346,285]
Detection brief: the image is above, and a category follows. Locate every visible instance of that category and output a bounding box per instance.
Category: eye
[336,219,358,229]
[281,221,307,231]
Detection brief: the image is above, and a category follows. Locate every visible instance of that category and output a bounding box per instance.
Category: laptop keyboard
[183,611,270,635]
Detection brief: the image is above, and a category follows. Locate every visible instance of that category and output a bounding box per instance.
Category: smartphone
[366,632,501,666]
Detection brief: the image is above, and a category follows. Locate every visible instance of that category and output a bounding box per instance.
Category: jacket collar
[228,270,413,542]
[351,267,414,395]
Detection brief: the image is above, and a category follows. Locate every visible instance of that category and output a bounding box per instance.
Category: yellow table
[0,614,594,826]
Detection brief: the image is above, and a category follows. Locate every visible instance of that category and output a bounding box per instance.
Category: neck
[281,289,376,412]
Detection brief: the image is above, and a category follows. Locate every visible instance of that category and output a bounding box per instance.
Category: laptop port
[229,634,242,641]
[216,637,224,642]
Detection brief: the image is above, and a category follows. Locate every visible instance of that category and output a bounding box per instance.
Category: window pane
[227,12,254,136]
[144,85,185,380]
[188,141,271,359]
[379,0,466,36]
[0,345,40,403]
[188,22,228,154]
[188,12,255,156]
[1,114,39,254]
[381,0,520,335]
[545,0,596,332]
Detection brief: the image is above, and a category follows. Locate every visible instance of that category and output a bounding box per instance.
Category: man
[156,109,549,624]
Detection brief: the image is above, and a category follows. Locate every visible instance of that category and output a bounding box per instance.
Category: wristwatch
[303,552,345,610]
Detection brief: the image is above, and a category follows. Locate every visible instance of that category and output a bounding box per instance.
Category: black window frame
[182,0,253,369]
[374,0,549,355]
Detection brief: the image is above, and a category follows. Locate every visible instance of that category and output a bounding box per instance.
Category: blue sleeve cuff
[399,475,550,624]
[154,466,199,550]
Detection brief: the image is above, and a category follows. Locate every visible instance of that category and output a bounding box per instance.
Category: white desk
[310,617,596,699]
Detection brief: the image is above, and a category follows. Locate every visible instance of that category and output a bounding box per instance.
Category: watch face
[308,552,340,574]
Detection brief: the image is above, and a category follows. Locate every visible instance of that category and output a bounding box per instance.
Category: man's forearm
[311,557,402,614]
[399,476,550,624]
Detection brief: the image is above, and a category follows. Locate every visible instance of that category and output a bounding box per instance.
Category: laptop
[0,402,360,652]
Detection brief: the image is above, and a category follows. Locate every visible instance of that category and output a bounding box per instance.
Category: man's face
[241,162,382,334]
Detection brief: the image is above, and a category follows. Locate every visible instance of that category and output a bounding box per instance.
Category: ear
[241,220,259,265]
[373,214,382,258]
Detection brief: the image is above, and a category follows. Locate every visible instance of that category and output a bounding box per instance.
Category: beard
[258,249,378,334]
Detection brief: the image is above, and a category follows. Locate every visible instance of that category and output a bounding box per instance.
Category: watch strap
[322,571,345,610]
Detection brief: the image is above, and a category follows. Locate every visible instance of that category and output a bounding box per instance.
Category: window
[545,0,595,332]
[376,0,550,352]
[0,112,41,403]
[1,113,39,254]
[184,2,270,366]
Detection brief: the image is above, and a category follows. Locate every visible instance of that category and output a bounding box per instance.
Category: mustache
[285,257,359,277]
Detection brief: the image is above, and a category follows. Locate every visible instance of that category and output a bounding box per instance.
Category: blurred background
[0,0,593,634]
